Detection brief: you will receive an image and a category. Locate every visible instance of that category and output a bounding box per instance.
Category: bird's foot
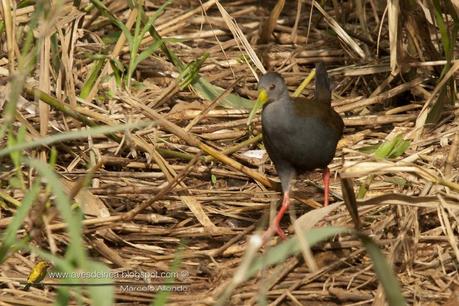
[263,191,290,242]
[262,222,287,242]
[274,224,287,240]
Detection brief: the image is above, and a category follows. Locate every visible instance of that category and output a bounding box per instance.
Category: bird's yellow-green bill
[247,89,269,126]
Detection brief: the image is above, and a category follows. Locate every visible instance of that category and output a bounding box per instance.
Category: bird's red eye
[269,84,276,90]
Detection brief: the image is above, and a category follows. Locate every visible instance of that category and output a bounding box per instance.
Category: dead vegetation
[1,0,459,305]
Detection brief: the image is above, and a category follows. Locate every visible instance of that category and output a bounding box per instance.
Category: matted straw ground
[1,0,459,305]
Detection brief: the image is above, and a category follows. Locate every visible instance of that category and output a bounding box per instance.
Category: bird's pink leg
[323,167,330,207]
[263,191,289,240]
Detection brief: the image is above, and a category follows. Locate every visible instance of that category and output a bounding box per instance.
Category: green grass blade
[132,39,163,74]
[109,58,124,86]
[90,0,133,46]
[433,0,451,62]
[389,138,411,158]
[358,234,407,306]
[139,1,171,40]
[7,126,26,190]
[27,159,86,264]
[374,134,410,160]
[30,247,114,305]
[86,261,115,306]
[357,175,373,199]
[80,57,107,99]
[374,136,399,160]
[131,9,255,110]
[426,0,456,124]
[7,126,25,167]
[228,227,406,306]
[179,53,209,89]
[192,78,253,109]
[0,181,41,262]
[247,227,349,279]
[151,246,184,306]
[0,121,150,158]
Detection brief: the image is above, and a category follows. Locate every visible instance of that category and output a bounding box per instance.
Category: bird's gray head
[257,72,289,104]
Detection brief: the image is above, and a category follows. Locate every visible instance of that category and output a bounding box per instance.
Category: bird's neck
[274,89,290,103]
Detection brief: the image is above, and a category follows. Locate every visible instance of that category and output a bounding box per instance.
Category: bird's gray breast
[262,101,339,172]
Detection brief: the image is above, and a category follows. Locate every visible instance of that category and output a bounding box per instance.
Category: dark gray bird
[257,63,344,238]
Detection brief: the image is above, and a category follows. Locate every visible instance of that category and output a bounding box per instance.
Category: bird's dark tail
[315,62,331,104]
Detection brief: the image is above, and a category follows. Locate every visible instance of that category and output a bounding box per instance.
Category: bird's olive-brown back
[262,97,343,173]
